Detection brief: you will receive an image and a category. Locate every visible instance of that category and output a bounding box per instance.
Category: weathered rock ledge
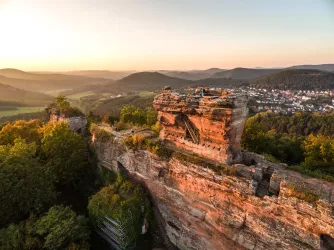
[93,135,334,250]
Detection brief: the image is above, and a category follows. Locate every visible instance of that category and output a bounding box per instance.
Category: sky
[0,0,333,71]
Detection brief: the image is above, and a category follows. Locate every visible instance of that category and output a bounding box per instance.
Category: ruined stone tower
[153,88,248,164]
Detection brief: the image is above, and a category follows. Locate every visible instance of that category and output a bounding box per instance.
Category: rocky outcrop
[93,134,334,250]
[50,114,87,135]
[153,90,248,164]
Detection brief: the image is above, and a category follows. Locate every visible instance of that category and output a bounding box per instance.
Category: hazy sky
[0,0,333,71]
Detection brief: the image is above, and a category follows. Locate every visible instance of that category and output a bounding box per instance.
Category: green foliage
[41,121,87,186]
[88,174,150,245]
[286,185,319,203]
[0,119,43,145]
[90,124,114,142]
[145,108,158,126]
[124,134,146,151]
[250,69,334,90]
[145,140,173,160]
[0,206,90,250]
[56,95,71,112]
[120,105,147,125]
[242,111,334,180]
[151,121,162,135]
[99,167,118,185]
[288,164,334,183]
[0,139,56,227]
[95,95,154,117]
[49,96,84,118]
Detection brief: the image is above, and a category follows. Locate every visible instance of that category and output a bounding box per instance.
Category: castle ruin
[153,87,248,164]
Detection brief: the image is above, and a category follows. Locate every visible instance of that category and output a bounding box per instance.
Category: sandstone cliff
[93,132,334,250]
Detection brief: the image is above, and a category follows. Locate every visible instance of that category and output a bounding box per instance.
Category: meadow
[0,106,45,118]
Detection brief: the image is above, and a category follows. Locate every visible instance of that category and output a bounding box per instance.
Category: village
[230,87,334,114]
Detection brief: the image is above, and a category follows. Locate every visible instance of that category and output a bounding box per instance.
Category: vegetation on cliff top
[242,111,334,182]
[88,173,151,248]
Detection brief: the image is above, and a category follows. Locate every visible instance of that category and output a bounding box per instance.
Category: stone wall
[93,133,334,250]
[153,91,248,164]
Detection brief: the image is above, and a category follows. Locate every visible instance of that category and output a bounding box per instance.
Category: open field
[67,91,95,100]
[0,106,45,118]
[44,88,73,96]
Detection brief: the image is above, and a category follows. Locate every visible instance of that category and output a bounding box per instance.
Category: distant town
[198,87,334,114]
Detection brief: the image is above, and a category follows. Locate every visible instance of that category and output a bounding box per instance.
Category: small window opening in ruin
[255,166,276,198]
[320,234,334,250]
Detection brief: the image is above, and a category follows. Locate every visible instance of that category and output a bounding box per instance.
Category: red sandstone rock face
[93,135,334,250]
[153,91,248,164]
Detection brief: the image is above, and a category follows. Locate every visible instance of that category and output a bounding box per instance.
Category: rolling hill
[0,69,109,92]
[60,71,248,97]
[158,68,225,80]
[288,64,334,72]
[212,67,281,79]
[250,69,334,90]
[59,70,135,80]
[0,83,54,106]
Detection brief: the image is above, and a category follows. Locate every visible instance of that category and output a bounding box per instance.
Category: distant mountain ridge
[158,68,225,80]
[288,64,334,72]
[250,69,334,90]
[58,70,135,80]
[212,67,281,79]
[0,83,54,106]
[0,68,109,92]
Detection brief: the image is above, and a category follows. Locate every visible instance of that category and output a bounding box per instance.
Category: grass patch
[67,91,95,100]
[286,184,319,203]
[288,164,334,183]
[44,89,72,96]
[0,107,45,118]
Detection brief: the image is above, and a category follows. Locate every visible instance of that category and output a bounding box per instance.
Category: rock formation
[93,134,334,250]
[92,88,334,250]
[153,89,248,164]
[50,114,87,135]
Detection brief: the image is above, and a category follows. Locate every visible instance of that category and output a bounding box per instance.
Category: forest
[242,110,334,182]
[250,69,334,90]
[0,98,156,250]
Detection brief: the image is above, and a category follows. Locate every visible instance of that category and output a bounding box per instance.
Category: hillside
[0,83,54,106]
[212,67,281,79]
[250,69,334,90]
[0,69,109,92]
[60,72,248,97]
[289,64,334,72]
[82,72,193,95]
[158,68,225,80]
[59,70,135,80]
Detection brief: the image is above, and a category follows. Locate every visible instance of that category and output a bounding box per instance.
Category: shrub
[124,134,145,151]
[286,184,319,203]
[88,175,151,247]
[94,129,114,142]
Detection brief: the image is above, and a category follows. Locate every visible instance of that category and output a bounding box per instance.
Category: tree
[303,134,334,164]
[146,108,157,126]
[0,206,90,250]
[41,122,87,186]
[0,120,43,146]
[88,176,150,249]
[56,95,71,113]
[0,139,56,227]
[120,105,146,125]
